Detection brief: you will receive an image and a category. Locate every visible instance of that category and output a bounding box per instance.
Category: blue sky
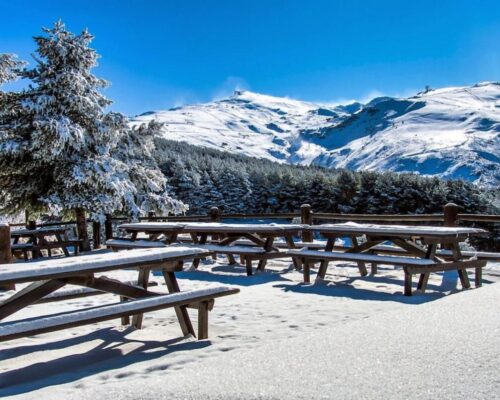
[1,0,499,115]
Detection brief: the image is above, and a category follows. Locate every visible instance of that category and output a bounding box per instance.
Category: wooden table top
[182,222,305,234]
[308,223,488,238]
[119,222,306,234]
[119,222,186,232]
[0,247,211,285]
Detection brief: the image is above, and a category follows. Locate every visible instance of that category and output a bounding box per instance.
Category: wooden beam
[0,279,67,320]
[0,224,14,291]
[162,268,196,337]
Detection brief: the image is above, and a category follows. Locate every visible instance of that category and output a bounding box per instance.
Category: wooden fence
[7,203,499,250]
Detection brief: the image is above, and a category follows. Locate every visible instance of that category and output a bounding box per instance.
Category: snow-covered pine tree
[0,22,185,249]
[0,54,25,84]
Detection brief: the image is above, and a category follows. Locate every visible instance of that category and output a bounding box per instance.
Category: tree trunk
[75,208,91,252]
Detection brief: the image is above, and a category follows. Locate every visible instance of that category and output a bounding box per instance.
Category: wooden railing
[7,203,500,250]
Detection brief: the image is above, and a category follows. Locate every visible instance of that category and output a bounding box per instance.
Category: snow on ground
[0,253,499,399]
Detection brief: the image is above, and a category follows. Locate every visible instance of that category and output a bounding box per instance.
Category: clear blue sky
[1,0,499,115]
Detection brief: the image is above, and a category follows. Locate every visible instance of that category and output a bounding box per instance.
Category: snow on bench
[287,249,436,266]
[0,247,210,285]
[0,286,240,342]
[173,243,274,254]
[106,239,167,249]
[288,248,487,296]
[227,239,326,249]
[329,244,500,261]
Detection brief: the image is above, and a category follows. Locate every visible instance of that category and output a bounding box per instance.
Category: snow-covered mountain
[132,82,500,186]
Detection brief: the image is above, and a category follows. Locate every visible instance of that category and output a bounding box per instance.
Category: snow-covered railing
[5,203,499,253]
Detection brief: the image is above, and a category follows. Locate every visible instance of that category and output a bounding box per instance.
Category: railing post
[92,221,101,249]
[441,203,460,287]
[148,211,155,222]
[105,214,113,240]
[75,208,91,252]
[209,206,221,223]
[301,204,313,242]
[209,207,221,243]
[443,203,459,227]
[443,202,460,251]
[0,224,14,291]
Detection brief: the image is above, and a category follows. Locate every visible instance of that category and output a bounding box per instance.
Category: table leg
[245,257,253,276]
[316,237,336,282]
[285,234,301,270]
[132,268,151,329]
[303,258,311,283]
[451,242,470,289]
[162,268,195,337]
[417,243,437,293]
[351,236,368,276]
[404,269,413,296]
[192,234,208,269]
[257,237,274,272]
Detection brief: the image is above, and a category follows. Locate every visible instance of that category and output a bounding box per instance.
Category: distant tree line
[155,139,499,249]
[155,138,497,215]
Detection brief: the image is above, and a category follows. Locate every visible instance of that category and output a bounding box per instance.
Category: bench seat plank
[0,286,239,342]
[106,239,167,249]
[173,243,282,255]
[288,249,436,266]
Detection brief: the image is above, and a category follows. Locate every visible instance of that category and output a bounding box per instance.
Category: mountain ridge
[132,82,500,187]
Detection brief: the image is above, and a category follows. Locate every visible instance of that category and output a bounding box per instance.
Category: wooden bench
[0,247,239,341]
[223,239,326,250]
[106,238,167,251]
[0,287,239,342]
[287,249,487,296]
[175,243,289,276]
[329,243,500,262]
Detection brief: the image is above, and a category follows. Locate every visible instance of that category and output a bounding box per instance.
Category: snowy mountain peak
[132,83,500,186]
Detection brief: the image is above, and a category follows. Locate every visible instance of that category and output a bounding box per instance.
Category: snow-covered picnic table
[0,247,239,341]
[291,222,488,295]
[117,222,307,275]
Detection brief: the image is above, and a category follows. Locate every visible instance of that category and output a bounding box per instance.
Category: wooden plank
[404,269,413,296]
[0,287,240,342]
[0,279,67,320]
[162,267,195,337]
[0,224,13,291]
[245,257,253,276]
[0,249,208,285]
[317,237,336,279]
[197,301,210,340]
[132,268,151,329]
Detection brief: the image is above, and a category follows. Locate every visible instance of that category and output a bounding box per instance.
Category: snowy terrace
[1,205,499,399]
[0,249,499,398]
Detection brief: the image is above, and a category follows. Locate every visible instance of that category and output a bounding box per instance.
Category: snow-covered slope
[132,83,500,186]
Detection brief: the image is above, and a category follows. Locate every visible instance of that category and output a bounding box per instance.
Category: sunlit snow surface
[132,83,500,186]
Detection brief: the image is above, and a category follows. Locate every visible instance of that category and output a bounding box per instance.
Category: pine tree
[0,22,185,248]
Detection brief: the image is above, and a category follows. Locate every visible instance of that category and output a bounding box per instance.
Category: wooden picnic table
[0,247,239,341]
[118,222,306,274]
[300,222,488,294]
[11,226,81,258]
[119,222,186,244]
